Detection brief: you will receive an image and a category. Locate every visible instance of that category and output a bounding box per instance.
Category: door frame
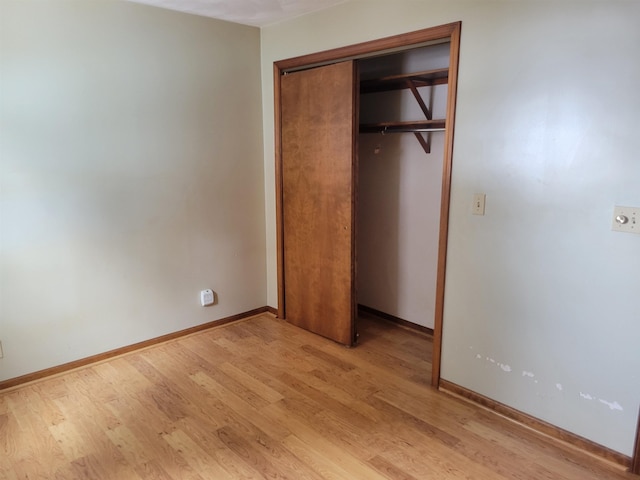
[274,21,462,388]
[632,407,640,474]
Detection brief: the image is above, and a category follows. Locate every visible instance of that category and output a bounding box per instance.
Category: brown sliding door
[280,60,358,346]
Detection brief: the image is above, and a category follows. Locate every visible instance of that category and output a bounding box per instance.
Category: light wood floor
[0,313,634,479]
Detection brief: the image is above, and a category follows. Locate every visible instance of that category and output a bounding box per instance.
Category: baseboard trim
[358,304,434,336]
[265,305,278,316]
[439,379,632,470]
[0,306,273,392]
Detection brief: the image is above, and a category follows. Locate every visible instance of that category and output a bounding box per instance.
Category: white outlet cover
[200,289,215,306]
[611,206,639,234]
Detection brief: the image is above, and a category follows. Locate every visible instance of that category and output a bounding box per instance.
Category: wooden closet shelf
[359,119,446,134]
[360,67,449,94]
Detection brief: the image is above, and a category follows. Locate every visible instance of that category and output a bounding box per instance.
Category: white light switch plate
[611,206,639,234]
[473,193,486,215]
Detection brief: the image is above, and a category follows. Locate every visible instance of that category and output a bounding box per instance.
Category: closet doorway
[275,22,461,387]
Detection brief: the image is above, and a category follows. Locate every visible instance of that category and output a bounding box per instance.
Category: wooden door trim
[275,22,460,72]
[432,22,461,388]
[632,406,640,474]
[274,62,285,319]
[274,22,462,387]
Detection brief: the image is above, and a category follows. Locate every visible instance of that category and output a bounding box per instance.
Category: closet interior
[356,42,451,332]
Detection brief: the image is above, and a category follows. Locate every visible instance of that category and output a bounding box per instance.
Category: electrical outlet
[200,289,215,307]
[612,206,639,234]
[473,193,486,216]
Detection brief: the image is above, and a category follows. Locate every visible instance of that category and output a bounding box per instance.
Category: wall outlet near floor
[611,206,639,234]
[200,289,215,307]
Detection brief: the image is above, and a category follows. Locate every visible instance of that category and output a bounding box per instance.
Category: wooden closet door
[280,60,357,346]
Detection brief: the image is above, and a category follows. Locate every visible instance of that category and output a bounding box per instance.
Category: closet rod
[360,127,445,134]
[359,120,446,134]
[382,127,445,133]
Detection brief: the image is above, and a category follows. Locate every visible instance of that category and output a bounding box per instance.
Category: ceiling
[127,0,348,27]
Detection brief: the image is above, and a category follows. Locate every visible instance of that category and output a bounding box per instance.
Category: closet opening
[274,22,461,387]
[356,42,451,341]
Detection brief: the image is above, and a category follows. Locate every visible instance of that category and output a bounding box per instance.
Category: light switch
[473,193,486,216]
[612,206,639,234]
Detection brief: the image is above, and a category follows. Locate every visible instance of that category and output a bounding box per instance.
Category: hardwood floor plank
[163,429,231,478]
[311,409,393,460]
[133,460,176,480]
[0,313,633,479]
[31,388,66,427]
[366,395,462,449]
[70,453,144,480]
[216,425,321,480]
[276,370,374,429]
[367,454,423,480]
[113,418,204,480]
[373,383,478,432]
[217,361,285,404]
[0,412,22,464]
[48,420,94,461]
[263,402,390,480]
[105,424,156,467]
[300,344,357,372]
[171,416,265,479]
[59,376,122,431]
[189,370,291,441]
[93,358,154,391]
[246,339,320,373]
[287,367,384,423]
[282,433,353,480]
[231,421,326,480]
[0,393,7,416]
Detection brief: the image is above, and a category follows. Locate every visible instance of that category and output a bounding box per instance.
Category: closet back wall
[0,0,266,382]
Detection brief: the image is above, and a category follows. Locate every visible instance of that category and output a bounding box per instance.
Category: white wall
[0,0,266,381]
[261,1,640,456]
[357,46,449,329]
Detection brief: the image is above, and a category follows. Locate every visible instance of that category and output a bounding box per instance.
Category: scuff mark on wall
[473,352,511,373]
[470,350,624,414]
[599,399,623,411]
[579,393,624,412]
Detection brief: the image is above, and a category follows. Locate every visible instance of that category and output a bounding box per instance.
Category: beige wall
[0,1,266,381]
[261,1,640,456]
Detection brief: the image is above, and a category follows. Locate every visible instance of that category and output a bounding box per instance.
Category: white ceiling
[127,0,348,27]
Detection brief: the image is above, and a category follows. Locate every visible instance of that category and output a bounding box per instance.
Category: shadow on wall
[357,54,404,318]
